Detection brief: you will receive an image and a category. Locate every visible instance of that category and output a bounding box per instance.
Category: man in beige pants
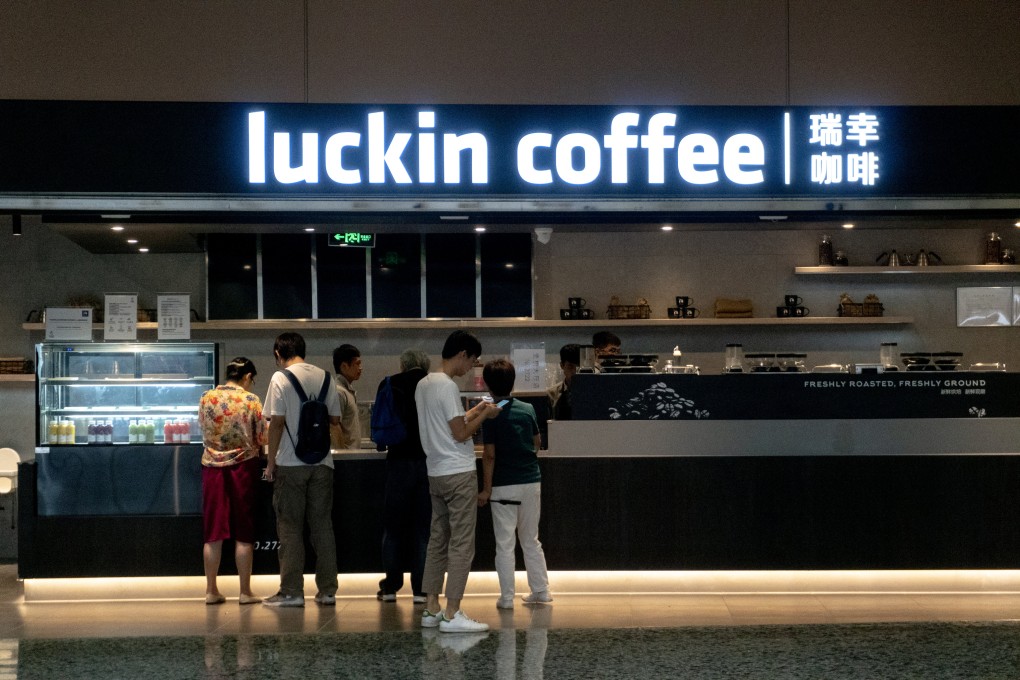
[415,330,501,633]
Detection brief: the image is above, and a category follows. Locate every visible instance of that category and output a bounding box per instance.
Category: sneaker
[376,590,397,603]
[412,594,427,604]
[421,609,445,628]
[314,592,336,606]
[263,592,305,608]
[522,591,553,604]
[496,596,514,610]
[439,610,490,633]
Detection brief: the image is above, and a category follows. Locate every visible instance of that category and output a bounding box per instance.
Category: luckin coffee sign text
[248,110,775,189]
[247,108,885,194]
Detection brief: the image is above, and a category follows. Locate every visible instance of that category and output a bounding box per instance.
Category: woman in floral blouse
[199,357,267,605]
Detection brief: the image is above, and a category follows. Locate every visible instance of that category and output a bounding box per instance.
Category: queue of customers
[199,330,553,633]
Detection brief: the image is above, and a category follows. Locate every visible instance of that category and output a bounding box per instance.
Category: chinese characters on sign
[808,112,881,186]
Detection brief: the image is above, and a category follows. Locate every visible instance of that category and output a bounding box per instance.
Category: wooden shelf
[0,374,35,382]
[23,317,913,332]
[796,265,1020,275]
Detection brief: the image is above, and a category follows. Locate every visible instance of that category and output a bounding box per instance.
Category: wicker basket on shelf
[838,301,884,317]
[0,357,33,374]
[606,304,651,320]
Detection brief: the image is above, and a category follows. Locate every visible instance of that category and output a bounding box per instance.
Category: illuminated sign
[0,101,1016,199]
[328,231,375,247]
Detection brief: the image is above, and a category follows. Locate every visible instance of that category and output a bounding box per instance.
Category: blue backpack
[371,376,407,447]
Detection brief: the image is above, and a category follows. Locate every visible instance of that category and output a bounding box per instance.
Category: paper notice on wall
[158,294,191,340]
[511,343,546,393]
[104,293,138,340]
[956,287,1012,327]
[44,307,93,341]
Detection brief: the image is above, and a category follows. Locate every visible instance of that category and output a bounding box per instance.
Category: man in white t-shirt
[416,330,502,633]
[262,332,342,608]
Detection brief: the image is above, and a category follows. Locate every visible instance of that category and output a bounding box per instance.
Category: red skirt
[202,457,260,544]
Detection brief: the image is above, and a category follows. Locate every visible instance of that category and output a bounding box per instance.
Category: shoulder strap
[316,372,332,403]
[282,368,309,402]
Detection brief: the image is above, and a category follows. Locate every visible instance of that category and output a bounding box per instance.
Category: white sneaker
[439,610,489,633]
[496,596,514,610]
[314,592,336,606]
[522,591,553,604]
[421,609,445,628]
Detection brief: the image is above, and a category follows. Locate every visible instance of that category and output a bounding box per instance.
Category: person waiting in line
[547,343,580,421]
[198,356,267,605]
[376,348,432,604]
[477,358,551,609]
[416,330,502,633]
[592,330,621,358]
[332,343,363,450]
[262,332,343,607]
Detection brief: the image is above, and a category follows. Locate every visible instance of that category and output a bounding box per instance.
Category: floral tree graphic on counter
[969,407,986,418]
[608,382,709,420]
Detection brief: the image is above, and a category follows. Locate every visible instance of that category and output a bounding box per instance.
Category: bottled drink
[145,420,155,444]
[129,420,139,444]
[985,232,1002,264]
[819,235,834,266]
[48,420,60,445]
[87,421,96,444]
[164,420,173,444]
[182,419,192,444]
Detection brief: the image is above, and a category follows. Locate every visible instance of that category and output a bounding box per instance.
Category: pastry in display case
[35,342,218,447]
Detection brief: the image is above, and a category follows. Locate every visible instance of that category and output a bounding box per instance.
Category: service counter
[18,372,1020,579]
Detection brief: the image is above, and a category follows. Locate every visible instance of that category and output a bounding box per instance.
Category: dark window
[206,234,258,319]
[372,234,422,318]
[425,234,476,318]
[481,234,532,317]
[316,235,368,318]
[262,234,312,319]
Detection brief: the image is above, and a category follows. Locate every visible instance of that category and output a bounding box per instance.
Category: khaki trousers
[272,464,338,597]
[422,470,477,601]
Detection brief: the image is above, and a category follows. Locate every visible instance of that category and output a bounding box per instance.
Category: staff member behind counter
[548,332,621,421]
[593,331,621,358]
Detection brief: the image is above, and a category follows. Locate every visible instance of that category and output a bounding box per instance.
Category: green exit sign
[329,232,375,248]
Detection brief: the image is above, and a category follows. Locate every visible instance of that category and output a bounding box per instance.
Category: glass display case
[36,342,217,446]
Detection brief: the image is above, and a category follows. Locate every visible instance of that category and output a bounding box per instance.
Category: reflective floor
[6,566,1020,678]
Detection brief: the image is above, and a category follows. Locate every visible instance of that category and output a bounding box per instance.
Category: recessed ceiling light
[101,214,131,219]
[138,247,149,253]
[1014,221,1020,228]
[243,264,252,271]
[758,215,788,221]
[474,226,486,232]
[843,223,855,229]
[110,225,124,232]
[661,225,674,231]
[304,227,315,232]
[504,263,514,269]
[440,215,469,220]
[126,239,138,244]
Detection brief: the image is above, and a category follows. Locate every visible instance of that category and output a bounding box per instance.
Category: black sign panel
[0,100,1018,198]
[571,372,1020,420]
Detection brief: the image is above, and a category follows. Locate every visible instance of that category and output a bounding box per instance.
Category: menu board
[957,287,1014,327]
[157,294,191,340]
[44,307,93,341]
[511,343,546,392]
[104,294,138,340]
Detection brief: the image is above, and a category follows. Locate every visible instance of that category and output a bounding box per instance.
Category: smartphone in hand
[496,399,510,408]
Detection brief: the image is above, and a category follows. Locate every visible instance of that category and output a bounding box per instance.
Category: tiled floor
[7,566,1020,677]
[6,566,1020,639]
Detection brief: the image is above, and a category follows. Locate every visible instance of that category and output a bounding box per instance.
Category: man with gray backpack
[263,332,342,607]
